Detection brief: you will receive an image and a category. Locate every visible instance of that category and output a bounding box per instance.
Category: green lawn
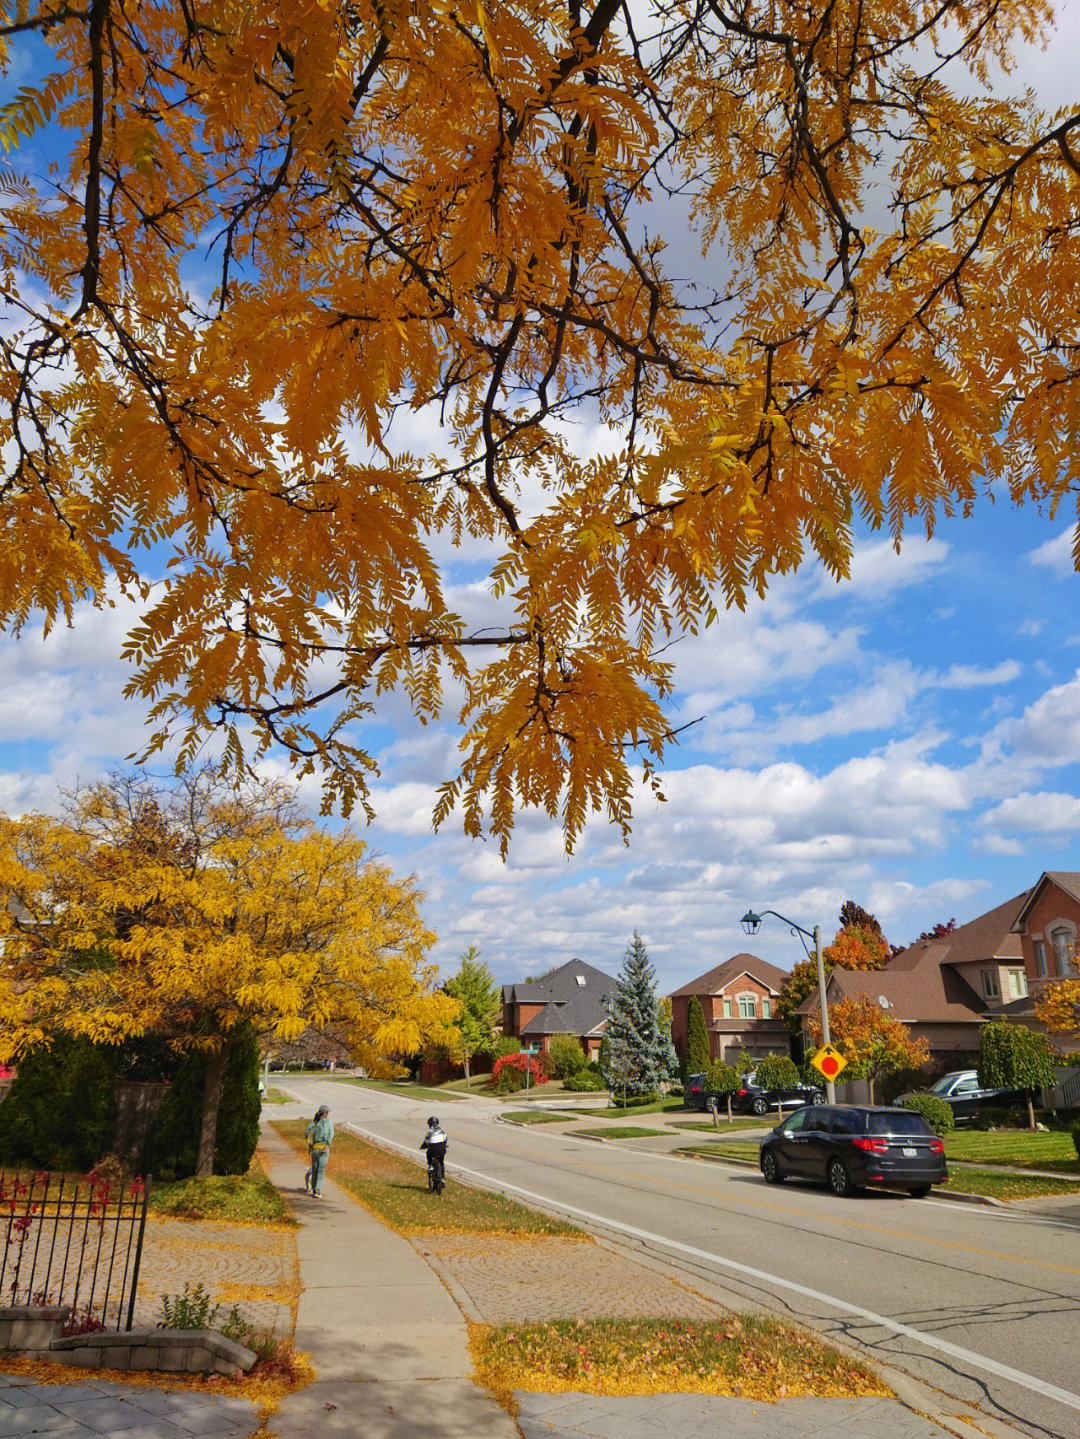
[577,1126,667,1140]
[260,1087,292,1105]
[672,1118,770,1134]
[944,1130,1080,1172]
[329,1076,465,1102]
[502,1110,579,1125]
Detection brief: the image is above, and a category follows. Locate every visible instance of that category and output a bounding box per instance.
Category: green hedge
[609,1090,659,1109]
[896,1093,955,1135]
[562,1069,604,1092]
[0,1036,120,1172]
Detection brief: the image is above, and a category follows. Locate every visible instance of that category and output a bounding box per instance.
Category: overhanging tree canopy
[2,1,1078,851]
[0,770,457,1173]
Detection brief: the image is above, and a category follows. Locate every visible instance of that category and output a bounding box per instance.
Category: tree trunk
[463,1052,471,1082]
[1027,1093,1036,1130]
[196,1045,230,1178]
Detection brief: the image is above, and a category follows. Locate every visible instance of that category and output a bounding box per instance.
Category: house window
[762,999,771,1019]
[1051,926,1075,974]
[981,969,999,999]
[722,997,732,1019]
[1034,940,1047,977]
[738,994,757,1019]
[1009,969,1027,999]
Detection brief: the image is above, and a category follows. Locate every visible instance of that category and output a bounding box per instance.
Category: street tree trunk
[196,1044,230,1178]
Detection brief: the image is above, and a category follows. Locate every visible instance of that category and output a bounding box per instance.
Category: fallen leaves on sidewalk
[469,1316,890,1403]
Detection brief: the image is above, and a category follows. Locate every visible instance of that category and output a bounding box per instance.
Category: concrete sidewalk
[257,1124,520,1439]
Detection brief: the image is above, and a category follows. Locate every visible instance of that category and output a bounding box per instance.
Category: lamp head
[740,909,762,936]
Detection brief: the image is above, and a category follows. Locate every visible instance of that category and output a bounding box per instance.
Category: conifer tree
[603,933,676,1098]
[684,996,710,1079]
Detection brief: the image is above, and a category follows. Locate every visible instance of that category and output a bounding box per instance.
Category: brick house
[669,954,792,1067]
[500,959,616,1058]
[798,880,1080,1070]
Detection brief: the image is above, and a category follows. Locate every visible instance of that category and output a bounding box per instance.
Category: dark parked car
[685,1069,823,1116]
[759,1104,947,1197]
[894,1069,1030,1125]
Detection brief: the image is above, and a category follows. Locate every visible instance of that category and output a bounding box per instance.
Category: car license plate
[902,1146,918,1157]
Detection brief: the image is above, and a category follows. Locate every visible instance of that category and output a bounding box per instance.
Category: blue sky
[3,493,1077,997]
[2,7,1078,998]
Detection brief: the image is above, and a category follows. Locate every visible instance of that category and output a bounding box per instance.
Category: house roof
[504,959,616,1040]
[668,953,789,999]
[797,962,990,1026]
[1011,872,1080,929]
[889,891,1028,972]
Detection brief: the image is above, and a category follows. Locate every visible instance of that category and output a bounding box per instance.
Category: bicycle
[426,1153,445,1196]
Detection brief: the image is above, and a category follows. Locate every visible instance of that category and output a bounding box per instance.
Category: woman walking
[304,1105,334,1197]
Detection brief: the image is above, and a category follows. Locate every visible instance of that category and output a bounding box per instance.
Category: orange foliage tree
[807,996,929,1103]
[2,2,1079,851]
[777,901,890,1030]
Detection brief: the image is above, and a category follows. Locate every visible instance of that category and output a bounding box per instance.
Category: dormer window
[575,975,586,986]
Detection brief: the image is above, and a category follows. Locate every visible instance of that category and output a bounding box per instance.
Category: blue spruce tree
[603,932,677,1098]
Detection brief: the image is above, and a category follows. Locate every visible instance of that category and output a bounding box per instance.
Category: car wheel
[907,1185,932,1198]
[810,1091,825,1104]
[828,1157,854,1197]
[761,1149,784,1185]
[751,1096,768,1116]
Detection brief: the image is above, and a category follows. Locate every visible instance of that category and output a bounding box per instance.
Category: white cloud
[812,537,950,601]
[935,660,1022,689]
[979,791,1080,835]
[1028,529,1075,578]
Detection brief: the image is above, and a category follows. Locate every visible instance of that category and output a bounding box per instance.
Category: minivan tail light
[737,1088,749,1098]
[852,1136,889,1154]
[929,1139,944,1154]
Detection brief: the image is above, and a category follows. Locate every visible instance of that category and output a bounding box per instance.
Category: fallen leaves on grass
[469,1316,890,1403]
[273,1122,582,1237]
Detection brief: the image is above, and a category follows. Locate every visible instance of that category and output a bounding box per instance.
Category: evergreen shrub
[562,1069,604,1092]
[0,1036,120,1171]
[143,1028,261,1180]
[897,1093,955,1135]
[548,1034,588,1079]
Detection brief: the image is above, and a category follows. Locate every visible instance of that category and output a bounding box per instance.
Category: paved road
[283,1078,1080,1439]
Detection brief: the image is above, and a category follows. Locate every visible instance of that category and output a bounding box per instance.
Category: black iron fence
[1,1169,150,1332]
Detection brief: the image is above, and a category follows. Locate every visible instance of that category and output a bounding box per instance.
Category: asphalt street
[281,1077,1080,1439]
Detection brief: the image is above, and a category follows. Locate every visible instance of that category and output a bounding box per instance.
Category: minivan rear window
[867,1112,932,1137]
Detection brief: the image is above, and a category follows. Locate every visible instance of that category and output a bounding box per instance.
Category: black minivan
[759,1104,947,1197]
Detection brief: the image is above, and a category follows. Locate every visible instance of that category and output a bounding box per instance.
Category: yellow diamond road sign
[810,1044,847,1082]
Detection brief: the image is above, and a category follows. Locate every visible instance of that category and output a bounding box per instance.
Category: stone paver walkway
[135,1211,297,1336]
[0,1371,257,1438]
[417,1232,723,1324]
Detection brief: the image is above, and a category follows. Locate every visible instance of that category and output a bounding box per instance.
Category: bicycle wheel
[427,1163,436,1192]
[434,1159,445,1196]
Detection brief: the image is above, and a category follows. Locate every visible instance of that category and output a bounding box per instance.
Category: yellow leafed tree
[1,1,1078,852]
[0,770,458,1175]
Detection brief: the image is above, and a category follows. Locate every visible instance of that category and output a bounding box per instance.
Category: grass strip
[501,1110,578,1124]
[944,1131,1079,1171]
[261,1088,292,1105]
[149,1158,292,1225]
[328,1077,464,1101]
[470,1315,889,1402]
[273,1121,580,1236]
[940,1167,1080,1201]
[672,1118,769,1133]
[576,1126,666,1140]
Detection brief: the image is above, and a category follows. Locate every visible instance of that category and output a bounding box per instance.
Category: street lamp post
[740,907,835,1104]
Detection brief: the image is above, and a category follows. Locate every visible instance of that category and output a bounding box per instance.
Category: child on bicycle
[420,1116,447,1186]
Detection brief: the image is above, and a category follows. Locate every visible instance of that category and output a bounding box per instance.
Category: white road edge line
[346,1122,1080,1416]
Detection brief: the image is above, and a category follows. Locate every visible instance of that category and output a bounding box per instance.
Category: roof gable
[889,891,1027,971]
[1012,872,1080,928]
[506,958,617,1006]
[669,952,789,999]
